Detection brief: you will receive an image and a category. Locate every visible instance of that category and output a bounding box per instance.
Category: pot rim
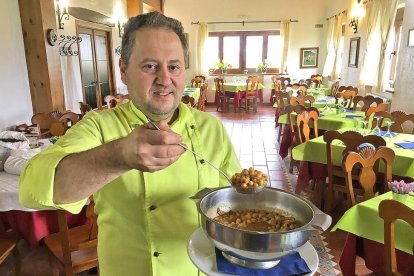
[198,186,316,235]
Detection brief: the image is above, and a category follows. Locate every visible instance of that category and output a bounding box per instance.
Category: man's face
[120,27,185,121]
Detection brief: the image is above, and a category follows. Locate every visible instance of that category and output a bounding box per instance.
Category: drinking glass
[353,118,360,133]
[372,116,382,135]
[383,121,395,138]
[362,121,368,135]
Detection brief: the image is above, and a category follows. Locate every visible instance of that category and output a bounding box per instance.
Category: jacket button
[190,125,195,129]
[153,252,161,257]
[149,205,157,211]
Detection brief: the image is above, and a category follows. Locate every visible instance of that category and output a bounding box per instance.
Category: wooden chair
[335,90,356,109]
[214,77,226,112]
[44,197,98,276]
[191,76,204,88]
[379,199,414,276]
[371,111,393,131]
[0,219,20,273]
[197,82,208,111]
[338,85,359,95]
[274,91,291,140]
[365,103,387,121]
[342,146,395,208]
[331,81,339,96]
[288,108,319,173]
[181,95,196,107]
[31,111,77,138]
[104,94,130,108]
[79,102,92,116]
[352,95,384,111]
[390,111,414,134]
[243,77,260,112]
[289,95,315,107]
[270,76,282,104]
[323,130,387,213]
[298,85,308,96]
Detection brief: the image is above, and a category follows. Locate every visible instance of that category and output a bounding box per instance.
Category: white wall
[0,0,32,130]
[165,0,330,102]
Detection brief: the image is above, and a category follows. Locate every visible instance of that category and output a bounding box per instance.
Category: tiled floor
[0,103,374,275]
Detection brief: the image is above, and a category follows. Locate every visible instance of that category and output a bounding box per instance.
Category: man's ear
[119,58,127,84]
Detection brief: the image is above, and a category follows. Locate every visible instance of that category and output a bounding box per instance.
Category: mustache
[150,84,176,93]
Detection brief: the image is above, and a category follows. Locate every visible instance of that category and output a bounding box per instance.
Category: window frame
[208,30,280,74]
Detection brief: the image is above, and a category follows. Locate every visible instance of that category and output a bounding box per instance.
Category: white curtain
[61,57,83,113]
[359,0,397,91]
[322,15,343,79]
[196,23,209,76]
[279,21,290,73]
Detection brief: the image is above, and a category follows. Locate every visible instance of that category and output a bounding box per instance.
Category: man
[19,11,241,275]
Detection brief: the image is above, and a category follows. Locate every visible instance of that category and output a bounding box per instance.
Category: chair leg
[277,124,283,143]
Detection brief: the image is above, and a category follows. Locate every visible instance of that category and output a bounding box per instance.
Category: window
[206,30,280,73]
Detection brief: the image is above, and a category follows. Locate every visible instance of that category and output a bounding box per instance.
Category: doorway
[77,25,114,109]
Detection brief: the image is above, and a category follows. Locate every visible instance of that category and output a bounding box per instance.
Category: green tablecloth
[332,192,414,254]
[183,87,201,102]
[278,110,366,130]
[216,82,265,92]
[292,130,414,179]
[307,87,332,96]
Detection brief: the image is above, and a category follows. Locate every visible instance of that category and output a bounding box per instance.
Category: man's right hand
[120,121,186,172]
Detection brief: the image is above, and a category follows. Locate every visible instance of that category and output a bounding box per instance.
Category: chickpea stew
[213,208,302,232]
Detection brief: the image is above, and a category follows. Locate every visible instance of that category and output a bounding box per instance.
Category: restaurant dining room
[1,0,413,275]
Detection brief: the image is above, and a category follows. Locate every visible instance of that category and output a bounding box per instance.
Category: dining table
[183,87,201,103]
[213,81,265,111]
[291,129,414,193]
[0,138,87,248]
[332,192,414,275]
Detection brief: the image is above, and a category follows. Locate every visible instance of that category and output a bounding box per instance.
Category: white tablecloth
[0,171,35,211]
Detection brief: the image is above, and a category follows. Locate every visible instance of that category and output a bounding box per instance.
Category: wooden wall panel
[18,0,65,114]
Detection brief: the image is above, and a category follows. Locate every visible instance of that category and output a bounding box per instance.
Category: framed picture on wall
[185,33,190,69]
[300,47,319,68]
[348,37,360,68]
[408,29,414,47]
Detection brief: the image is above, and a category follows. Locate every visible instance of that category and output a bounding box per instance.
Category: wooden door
[78,27,114,109]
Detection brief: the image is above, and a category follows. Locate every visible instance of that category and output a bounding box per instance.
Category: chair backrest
[197,82,208,111]
[274,91,290,110]
[79,102,92,116]
[181,95,196,107]
[191,76,204,88]
[298,85,308,96]
[31,111,76,137]
[245,77,259,97]
[379,199,414,276]
[343,146,395,205]
[214,77,224,93]
[365,103,387,121]
[331,81,340,96]
[352,95,384,111]
[335,90,356,109]
[338,85,358,95]
[295,110,319,144]
[390,111,414,134]
[371,111,393,131]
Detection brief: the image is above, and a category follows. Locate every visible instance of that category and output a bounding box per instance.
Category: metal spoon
[146,120,266,194]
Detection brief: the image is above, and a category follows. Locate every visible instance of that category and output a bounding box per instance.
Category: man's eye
[169,65,180,72]
[143,64,157,71]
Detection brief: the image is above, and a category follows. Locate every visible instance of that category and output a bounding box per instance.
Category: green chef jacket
[19,101,241,275]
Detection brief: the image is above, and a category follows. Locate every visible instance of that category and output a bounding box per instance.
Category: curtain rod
[191,19,298,26]
[326,10,346,21]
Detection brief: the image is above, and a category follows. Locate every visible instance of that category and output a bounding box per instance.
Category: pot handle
[307,201,332,231]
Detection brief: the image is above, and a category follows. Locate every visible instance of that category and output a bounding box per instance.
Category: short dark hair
[120,11,188,67]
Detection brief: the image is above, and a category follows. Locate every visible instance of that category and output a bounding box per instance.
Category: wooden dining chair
[330,81,339,96]
[352,95,384,111]
[323,130,387,213]
[335,90,356,109]
[243,77,260,112]
[191,76,204,88]
[338,85,359,95]
[196,82,208,111]
[390,111,414,134]
[342,146,395,208]
[44,197,98,276]
[365,103,387,121]
[79,102,92,116]
[371,111,393,131]
[379,199,414,276]
[0,219,20,273]
[181,95,196,107]
[274,91,291,139]
[214,77,226,112]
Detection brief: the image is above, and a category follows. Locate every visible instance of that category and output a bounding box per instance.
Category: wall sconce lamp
[349,0,365,34]
[112,4,127,38]
[56,0,70,30]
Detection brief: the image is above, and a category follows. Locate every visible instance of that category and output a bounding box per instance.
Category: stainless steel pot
[191,187,331,269]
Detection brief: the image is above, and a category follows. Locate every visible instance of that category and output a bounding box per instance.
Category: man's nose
[155,66,172,86]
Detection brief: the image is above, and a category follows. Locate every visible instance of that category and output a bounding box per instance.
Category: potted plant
[216,59,232,74]
[256,59,270,73]
[388,180,414,203]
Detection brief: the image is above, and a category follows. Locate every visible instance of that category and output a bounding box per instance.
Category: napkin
[318,99,327,102]
[345,115,363,119]
[374,131,397,137]
[319,114,325,117]
[186,88,197,91]
[344,110,355,113]
[215,248,311,276]
[394,142,414,149]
